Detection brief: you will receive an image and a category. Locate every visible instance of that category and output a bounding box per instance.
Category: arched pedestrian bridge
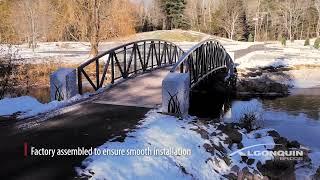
[77,38,236,115]
[2,38,236,179]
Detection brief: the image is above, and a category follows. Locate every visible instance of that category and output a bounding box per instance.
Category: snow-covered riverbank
[76,110,320,179]
[235,40,320,90]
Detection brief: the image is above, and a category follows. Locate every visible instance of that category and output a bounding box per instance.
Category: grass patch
[132,30,206,42]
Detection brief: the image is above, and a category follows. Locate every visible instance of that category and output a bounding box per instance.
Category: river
[225,88,320,152]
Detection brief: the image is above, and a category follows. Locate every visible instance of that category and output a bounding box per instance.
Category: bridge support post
[162,73,190,117]
[50,68,77,102]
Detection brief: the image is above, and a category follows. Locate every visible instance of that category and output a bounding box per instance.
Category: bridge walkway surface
[93,67,170,108]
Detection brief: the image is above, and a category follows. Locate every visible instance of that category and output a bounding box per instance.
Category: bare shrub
[239,110,263,132]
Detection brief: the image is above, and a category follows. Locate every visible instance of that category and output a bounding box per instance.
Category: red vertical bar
[24,142,28,157]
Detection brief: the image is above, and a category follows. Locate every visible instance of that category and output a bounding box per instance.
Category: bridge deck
[93,67,171,108]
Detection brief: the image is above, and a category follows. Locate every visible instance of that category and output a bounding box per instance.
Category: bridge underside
[92,67,171,108]
[189,68,235,118]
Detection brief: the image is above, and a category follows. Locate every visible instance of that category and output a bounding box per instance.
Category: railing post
[180,63,184,73]
[134,43,137,74]
[162,73,190,117]
[163,42,167,65]
[151,41,154,69]
[158,41,161,64]
[111,52,115,84]
[51,68,77,101]
[143,41,146,69]
[124,46,127,77]
[95,59,99,89]
[77,68,83,95]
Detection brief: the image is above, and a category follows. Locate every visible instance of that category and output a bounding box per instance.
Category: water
[226,88,320,152]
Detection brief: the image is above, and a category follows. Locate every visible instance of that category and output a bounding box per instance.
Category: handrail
[169,38,235,87]
[79,39,184,68]
[77,39,185,94]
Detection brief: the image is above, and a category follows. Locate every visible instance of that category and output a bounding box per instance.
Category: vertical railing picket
[169,44,172,63]
[77,68,82,95]
[144,41,146,69]
[134,43,137,74]
[151,41,154,69]
[95,58,99,88]
[158,41,161,65]
[124,46,127,78]
[111,52,115,84]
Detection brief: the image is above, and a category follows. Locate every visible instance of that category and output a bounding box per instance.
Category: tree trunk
[90,0,100,56]
[317,19,320,37]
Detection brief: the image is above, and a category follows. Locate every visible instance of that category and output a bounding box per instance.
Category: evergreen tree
[304,38,310,46]
[248,34,254,42]
[314,38,320,49]
[160,0,189,30]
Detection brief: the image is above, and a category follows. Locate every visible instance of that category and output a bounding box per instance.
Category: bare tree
[215,0,244,40]
[88,0,101,56]
[20,0,37,51]
[315,0,320,37]
[279,0,306,41]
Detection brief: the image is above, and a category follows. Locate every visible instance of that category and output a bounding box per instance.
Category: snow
[0,96,43,116]
[235,50,320,69]
[235,40,320,88]
[235,40,320,69]
[76,110,284,179]
[76,111,225,180]
[0,32,262,65]
[0,94,89,119]
[224,99,263,123]
[295,152,320,179]
[0,42,120,64]
[222,42,263,52]
[239,130,275,164]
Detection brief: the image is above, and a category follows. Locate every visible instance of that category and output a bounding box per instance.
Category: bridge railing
[170,39,235,88]
[77,39,184,94]
[163,39,235,116]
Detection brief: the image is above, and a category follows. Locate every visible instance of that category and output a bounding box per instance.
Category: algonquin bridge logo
[229,143,304,161]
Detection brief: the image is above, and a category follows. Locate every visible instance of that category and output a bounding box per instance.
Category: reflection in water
[224,88,320,151]
[262,88,320,120]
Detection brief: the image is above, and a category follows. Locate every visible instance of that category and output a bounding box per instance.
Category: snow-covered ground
[76,110,280,179]
[236,40,320,69]
[0,29,262,65]
[0,40,256,64]
[235,40,320,88]
[0,94,89,119]
[0,42,120,64]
